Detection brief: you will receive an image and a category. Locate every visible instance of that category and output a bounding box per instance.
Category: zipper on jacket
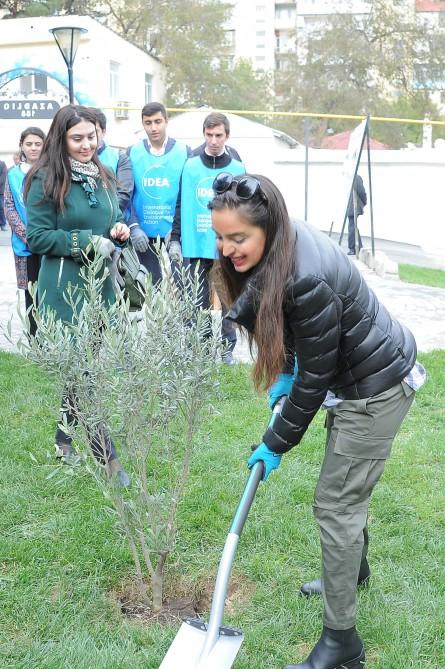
[57,257,64,288]
[104,186,114,230]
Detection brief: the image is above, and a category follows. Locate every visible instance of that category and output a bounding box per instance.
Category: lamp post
[49,26,87,104]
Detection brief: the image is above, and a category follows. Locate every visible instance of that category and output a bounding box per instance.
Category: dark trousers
[56,388,117,465]
[24,254,40,337]
[137,237,164,286]
[347,215,363,253]
[188,258,237,352]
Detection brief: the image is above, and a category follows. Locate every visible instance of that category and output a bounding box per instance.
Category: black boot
[300,560,370,597]
[284,625,365,669]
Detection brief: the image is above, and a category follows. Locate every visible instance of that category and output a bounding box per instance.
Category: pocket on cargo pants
[313,381,415,628]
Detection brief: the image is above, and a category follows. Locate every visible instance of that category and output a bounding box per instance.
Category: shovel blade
[159,619,244,669]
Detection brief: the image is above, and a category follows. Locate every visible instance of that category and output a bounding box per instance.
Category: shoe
[0,225,6,231]
[222,351,236,365]
[300,560,370,597]
[106,458,131,488]
[284,625,365,669]
[347,249,356,256]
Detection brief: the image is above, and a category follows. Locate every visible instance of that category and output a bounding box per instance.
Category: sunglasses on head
[212,172,267,203]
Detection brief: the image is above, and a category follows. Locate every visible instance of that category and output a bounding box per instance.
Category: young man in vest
[127,102,191,284]
[168,112,245,365]
[93,108,134,215]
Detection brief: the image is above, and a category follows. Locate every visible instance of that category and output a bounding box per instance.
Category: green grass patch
[0,350,444,668]
[399,263,445,289]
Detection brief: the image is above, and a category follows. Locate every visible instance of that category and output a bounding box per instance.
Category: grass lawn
[399,263,445,289]
[0,350,444,669]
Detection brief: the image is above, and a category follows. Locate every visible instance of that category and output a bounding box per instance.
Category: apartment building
[224,0,372,72]
[225,0,445,73]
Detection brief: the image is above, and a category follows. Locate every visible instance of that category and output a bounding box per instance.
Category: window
[19,73,47,95]
[224,29,236,48]
[144,73,152,103]
[276,57,291,72]
[256,30,266,36]
[109,61,120,98]
[34,73,47,94]
[20,76,32,94]
[275,5,296,20]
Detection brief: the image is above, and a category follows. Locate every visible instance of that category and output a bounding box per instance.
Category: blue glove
[268,373,294,409]
[248,442,282,481]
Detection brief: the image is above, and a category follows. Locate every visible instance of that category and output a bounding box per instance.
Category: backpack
[111,243,148,310]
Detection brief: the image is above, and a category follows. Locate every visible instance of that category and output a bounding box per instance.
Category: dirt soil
[113,570,256,625]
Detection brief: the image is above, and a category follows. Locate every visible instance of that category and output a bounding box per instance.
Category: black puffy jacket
[228,220,417,454]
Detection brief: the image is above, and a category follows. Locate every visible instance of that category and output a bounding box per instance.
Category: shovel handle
[230,396,285,538]
[229,461,264,537]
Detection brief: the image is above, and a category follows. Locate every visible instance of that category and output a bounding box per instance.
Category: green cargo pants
[313,380,415,630]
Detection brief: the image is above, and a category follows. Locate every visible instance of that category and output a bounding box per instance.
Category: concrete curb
[359,247,399,280]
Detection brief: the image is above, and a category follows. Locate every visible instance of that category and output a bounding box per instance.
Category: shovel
[159,399,284,669]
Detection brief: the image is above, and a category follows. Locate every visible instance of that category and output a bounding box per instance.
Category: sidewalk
[1,238,444,358]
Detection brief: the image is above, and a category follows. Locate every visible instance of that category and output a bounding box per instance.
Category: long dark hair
[24,105,111,211]
[209,174,295,390]
[19,126,46,162]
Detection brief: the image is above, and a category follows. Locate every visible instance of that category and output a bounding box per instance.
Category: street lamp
[49,26,87,104]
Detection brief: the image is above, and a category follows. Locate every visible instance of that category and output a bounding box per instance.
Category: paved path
[0,236,444,359]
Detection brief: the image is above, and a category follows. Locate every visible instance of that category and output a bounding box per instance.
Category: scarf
[69,157,100,208]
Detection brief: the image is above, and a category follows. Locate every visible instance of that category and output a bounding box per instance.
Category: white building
[0,15,165,162]
[224,0,372,73]
[225,0,445,76]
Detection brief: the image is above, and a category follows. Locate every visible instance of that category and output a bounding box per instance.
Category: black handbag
[111,243,149,310]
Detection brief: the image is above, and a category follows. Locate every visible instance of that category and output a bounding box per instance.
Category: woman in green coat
[25,104,130,487]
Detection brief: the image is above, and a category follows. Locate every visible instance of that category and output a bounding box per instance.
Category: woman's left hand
[110,223,130,242]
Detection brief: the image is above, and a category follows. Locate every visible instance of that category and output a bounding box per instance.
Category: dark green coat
[26,170,122,324]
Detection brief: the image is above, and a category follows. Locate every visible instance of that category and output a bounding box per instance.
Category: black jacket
[347,174,367,217]
[228,220,416,454]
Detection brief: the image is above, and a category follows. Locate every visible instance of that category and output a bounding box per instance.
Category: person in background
[92,107,134,214]
[168,112,244,364]
[25,105,131,487]
[4,126,46,336]
[209,172,424,669]
[347,173,367,256]
[0,159,7,231]
[127,102,191,284]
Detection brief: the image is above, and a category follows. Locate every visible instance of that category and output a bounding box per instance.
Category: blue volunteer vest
[98,144,120,174]
[180,156,245,259]
[8,165,31,257]
[129,140,188,238]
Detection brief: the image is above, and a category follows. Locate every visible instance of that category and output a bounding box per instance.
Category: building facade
[0,15,165,161]
[225,0,445,74]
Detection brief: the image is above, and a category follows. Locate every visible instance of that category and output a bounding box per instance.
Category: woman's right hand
[111,223,130,243]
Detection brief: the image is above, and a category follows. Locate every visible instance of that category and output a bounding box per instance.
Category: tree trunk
[151,571,163,612]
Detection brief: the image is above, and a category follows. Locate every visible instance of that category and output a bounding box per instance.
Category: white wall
[267,148,445,261]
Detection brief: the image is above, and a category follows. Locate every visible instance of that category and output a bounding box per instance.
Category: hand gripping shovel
[159,400,284,669]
